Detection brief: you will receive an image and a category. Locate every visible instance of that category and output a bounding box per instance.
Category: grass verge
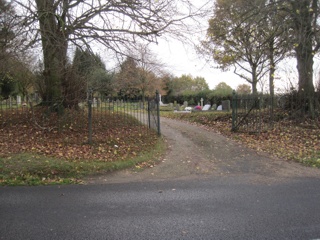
[0,137,165,186]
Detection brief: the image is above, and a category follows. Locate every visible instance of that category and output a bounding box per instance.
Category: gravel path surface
[86,117,319,184]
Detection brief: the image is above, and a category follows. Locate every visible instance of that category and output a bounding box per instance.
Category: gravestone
[222,100,230,111]
[159,94,164,105]
[97,98,101,107]
[93,98,97,107]
[202,104,211,111]
[217,105,222,111]
[212,104,217,110]
[183,101,188,108]
[140,101,144,109]
[17,96,21,105]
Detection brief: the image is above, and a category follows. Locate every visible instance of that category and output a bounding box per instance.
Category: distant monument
[159,94,164,105]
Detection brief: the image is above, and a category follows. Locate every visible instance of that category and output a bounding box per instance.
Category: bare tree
[129,44,166,101]
[1,0,33,100]
[13,0,204,108]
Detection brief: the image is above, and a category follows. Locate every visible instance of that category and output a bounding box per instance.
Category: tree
[261,0,290,99]
[129,44,166,101]
[201,0,288,95]
[236,84,251,95]
[171,74,209,96]
[0,0,33,100]
[87,68,115,98]
[12,59,35,100]
[72,48,114,98]
[193,76,210,91]
[116,57,140,98]
[276,0,319,116]
[0,0,18,60]
[214,82,233,96]
[201,0,268,94]
[171,74,194,95]
[15,0,202,108]
[161,72,176,98]
[0,74,15,100]
[73,48,105,79]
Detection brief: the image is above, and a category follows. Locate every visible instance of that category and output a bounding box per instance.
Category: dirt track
[86,117,319,184]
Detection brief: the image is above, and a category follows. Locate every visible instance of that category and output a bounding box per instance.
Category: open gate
[147,90,161,136]
[232,92,273,133]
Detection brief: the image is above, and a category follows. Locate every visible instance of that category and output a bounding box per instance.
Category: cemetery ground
[1,108,319,186]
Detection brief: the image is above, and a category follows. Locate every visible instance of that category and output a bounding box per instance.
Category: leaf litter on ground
[0,108,161,185]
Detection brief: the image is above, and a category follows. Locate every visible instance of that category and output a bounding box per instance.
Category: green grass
[0,137,165,186]
[298,152,320,168]
[161,111,231,123]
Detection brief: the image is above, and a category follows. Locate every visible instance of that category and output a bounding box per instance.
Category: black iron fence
[232,91,320,133]
[0,92,161,145]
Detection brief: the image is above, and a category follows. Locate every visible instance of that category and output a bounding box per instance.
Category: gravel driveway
[86,117,319,184]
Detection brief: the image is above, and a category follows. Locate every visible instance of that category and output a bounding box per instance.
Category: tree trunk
[295,44,315,117]
[36,0,68,106]
[251,65,258,95]
[269,38,275,98]
[291,0,315,117]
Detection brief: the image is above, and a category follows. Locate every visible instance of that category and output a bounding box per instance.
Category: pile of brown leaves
[0,108,158,161]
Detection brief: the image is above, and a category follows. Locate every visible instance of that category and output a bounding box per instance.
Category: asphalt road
[1,176,320,240]
[1,118,320,240]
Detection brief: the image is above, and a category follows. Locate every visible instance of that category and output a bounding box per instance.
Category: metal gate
[232,92,273,133]
[147,90,161,136]
[86,90,161,144]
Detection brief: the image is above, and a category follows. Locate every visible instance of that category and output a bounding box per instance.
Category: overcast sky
[151,38,248,90]
[152,37,320,93]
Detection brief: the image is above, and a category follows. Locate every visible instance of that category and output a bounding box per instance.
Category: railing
[232,91,320,133]
[0,93,161,145]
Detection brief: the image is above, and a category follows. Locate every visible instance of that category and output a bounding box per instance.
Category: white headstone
[202,104,211,111]
[17,96,21,105]
[159,94,164,105]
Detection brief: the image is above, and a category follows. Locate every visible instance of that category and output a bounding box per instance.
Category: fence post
[147,100,151,129]
[231,90,237,131]
[156,90,161,136]
[88,89,93,144]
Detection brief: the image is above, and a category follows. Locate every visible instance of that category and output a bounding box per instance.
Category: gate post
[147,100,151,129]
[231,90,237,131]
[156,90,161,136]
[87,89,93,144]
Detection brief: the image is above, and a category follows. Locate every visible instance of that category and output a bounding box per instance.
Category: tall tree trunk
[252,65,258,95]
[269,38,275,98]
[292,0,315,117]
[36,0,68,106]
[295,44,315,116]
[269,38,276,122]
